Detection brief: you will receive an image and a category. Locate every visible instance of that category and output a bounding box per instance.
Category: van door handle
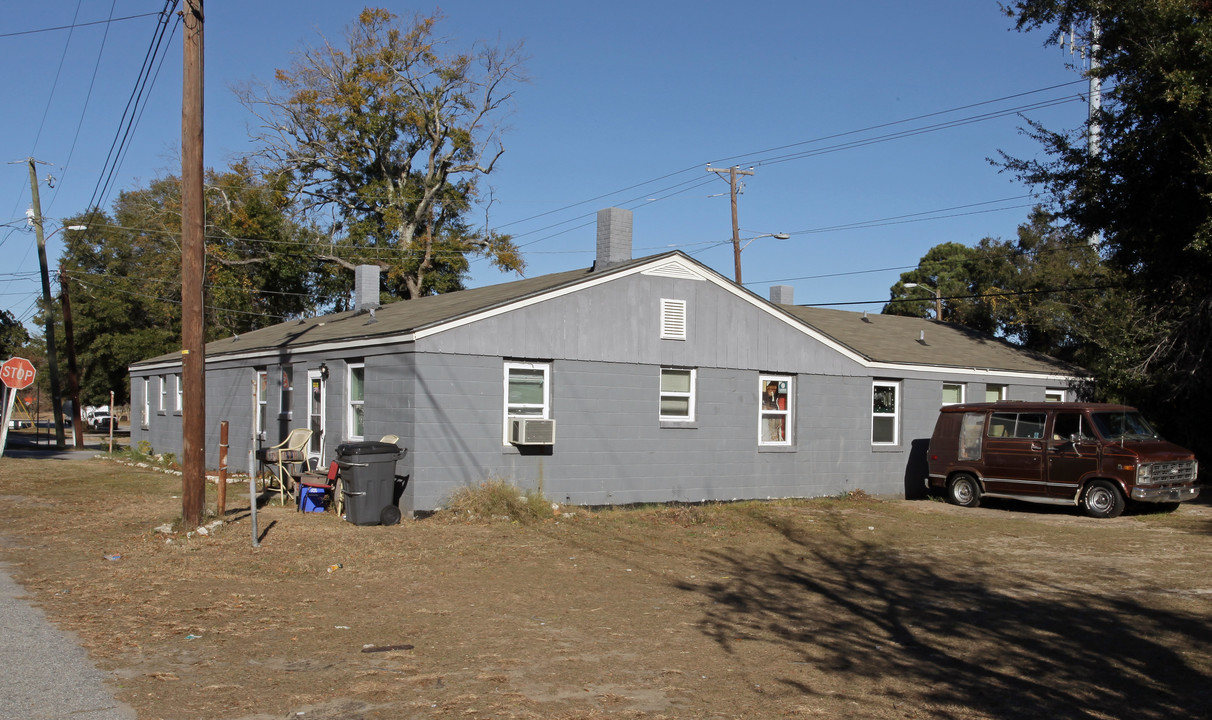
[1030,443,1042,451]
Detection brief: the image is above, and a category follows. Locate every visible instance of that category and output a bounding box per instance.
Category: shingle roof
[777,304,1080,376]
[131,250,1080,379]
[131,255,667,367]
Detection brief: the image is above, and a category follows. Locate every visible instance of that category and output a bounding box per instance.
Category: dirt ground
[0,452,1210,720]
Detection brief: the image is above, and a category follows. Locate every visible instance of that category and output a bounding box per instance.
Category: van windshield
[1091,411,1160,441]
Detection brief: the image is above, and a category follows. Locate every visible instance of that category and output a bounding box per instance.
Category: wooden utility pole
[25,158,66,447]
[181,0,206,527]
[707,165,755,284]
[60,265,85,447]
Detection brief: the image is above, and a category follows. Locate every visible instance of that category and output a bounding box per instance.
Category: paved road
[0,562,136,719]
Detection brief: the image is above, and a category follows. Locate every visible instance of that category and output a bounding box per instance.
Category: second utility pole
[27,158,66,447]
[708,165,754,284]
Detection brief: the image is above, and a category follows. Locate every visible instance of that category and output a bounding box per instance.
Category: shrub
[440,478,553,524]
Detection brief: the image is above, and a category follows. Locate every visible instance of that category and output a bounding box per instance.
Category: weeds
[439,478,554,524]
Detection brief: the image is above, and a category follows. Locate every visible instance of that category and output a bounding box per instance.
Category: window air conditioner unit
[510,418,555,445]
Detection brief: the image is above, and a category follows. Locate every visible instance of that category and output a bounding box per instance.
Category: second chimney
[769,285,794,305]
[595,207,633,270]
[355,264,381,313]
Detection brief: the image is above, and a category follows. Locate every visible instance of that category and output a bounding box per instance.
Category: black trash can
[335,441,402,525]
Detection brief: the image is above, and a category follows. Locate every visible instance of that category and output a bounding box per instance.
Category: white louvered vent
[660,299,687,340]
[643,260,704,280]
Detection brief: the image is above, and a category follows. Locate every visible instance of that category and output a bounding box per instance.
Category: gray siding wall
[400,353,1060,512]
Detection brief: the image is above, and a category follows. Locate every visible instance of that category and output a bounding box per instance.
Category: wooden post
[180,0,206,528]
[217,420,228,516]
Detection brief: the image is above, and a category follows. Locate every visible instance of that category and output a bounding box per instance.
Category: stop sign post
[1,357,38,456]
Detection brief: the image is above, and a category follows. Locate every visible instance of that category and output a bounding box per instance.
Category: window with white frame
[660,299,687,340]
[659,368,696,421]
[985,384,1007,402]
[255,369,268,439]
[174,373,182,412]
[759,375,793,445]
[872,380,901,445]
[141,378,150,428]
[942,382,965,406]
[504,361,550,441]
[1045,388,1066,402]
[348,363,365,440]
[280,367,293,419]
[158,375,167,413]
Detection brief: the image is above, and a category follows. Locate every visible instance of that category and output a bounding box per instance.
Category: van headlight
[1136,463,1154,484]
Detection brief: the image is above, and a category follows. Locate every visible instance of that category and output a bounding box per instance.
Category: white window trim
[174,374,183,412]
[1045,388,1066,402]
[872,380,901,446]
[942,382,965,406]
[660,298,687,340]
[985,384,1008,402]
[158,375,167,413]
[279,368,293,419]
[255,369,268,440]
[503,361,551,444]
[758,374,794,446]
[141,378,150,429]
[347,363,365,441]
[659,367,696,422]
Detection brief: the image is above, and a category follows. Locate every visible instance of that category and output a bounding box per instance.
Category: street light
[735,232,791,283]
[903,282,944,321]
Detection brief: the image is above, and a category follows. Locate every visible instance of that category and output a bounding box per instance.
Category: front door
[307,369,327,467]
[1046,412,1099,500]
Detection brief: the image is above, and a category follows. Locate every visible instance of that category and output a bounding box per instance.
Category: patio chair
[255,428,312,505]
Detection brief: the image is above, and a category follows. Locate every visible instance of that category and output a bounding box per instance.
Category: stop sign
[0,357,36,390]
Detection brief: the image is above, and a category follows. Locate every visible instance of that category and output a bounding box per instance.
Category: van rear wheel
[1081,480,1125,519]
[947,474,981,508]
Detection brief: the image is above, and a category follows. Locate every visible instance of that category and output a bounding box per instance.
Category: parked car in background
[927,402,1199,518]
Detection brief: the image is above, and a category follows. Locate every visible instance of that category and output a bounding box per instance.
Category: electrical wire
[0,11,164,38]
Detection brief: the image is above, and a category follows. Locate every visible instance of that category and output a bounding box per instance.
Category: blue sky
[0,1,1087,335]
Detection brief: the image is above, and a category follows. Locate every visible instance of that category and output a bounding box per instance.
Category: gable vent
[643,260,703,280]
[660,299,687,340]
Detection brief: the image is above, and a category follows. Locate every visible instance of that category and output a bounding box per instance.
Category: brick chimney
[595,207,633,270]
[769,285,794,304]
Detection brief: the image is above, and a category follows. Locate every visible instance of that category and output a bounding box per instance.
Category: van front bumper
[1130,485,1200,503]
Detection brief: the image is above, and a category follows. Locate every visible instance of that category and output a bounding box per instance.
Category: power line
[81,1,179,224]
[0,11,164,38]
[809,283,1118,309]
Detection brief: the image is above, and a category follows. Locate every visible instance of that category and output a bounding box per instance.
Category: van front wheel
[947,474,981,508]
[1082,480,1125,519]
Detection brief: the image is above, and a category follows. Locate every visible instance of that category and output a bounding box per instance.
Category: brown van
[926,402,1199,518]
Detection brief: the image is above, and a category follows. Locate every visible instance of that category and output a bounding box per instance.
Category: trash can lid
[336,441,401,457]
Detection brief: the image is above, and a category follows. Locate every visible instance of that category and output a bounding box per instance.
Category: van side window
[989,413,1016,438]
[989,412,1046,439]
[1016,413,1046,439]
[959,412,984,460]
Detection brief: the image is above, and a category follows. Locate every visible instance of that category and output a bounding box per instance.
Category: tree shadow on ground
[674,510,1212,719]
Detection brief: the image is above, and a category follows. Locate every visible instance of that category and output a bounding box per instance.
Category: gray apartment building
[129,208,1079,516]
